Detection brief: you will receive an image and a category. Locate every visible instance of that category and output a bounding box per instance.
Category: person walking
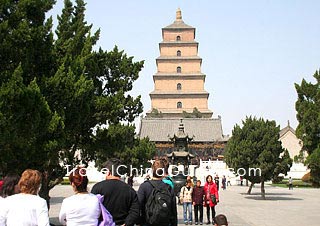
[240,176,243,186]
[137,159,177,226]
[0,169,50,226]
[226,176,231,187]
[203,175,219,225]
[59,168,101,226]
[221,176,226,190]
[180,180,193,225]
[214,175,219,191]
[288,177,293,190]
[91,158,140,226]
[192,180,204,225]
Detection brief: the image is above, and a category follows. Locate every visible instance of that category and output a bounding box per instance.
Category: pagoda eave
[150,92,209,98]
[153,74,206,81]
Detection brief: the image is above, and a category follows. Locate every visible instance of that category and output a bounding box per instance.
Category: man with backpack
[137,159,177,226]
[91,158,140,226]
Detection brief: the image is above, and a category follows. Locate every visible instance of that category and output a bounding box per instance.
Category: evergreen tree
[0,0,154,205]
[0,0,62,203]
[272,149,292,183]
[295,70,320,187]
[225,117,292,199]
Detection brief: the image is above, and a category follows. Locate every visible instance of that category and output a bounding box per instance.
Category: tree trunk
[247,182,254,194]
[39,170,63,209]
[261,180,266,200]
[39,171,51,209]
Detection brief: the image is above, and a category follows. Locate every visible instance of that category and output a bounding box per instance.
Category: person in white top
[59,167,101,226]
[0,196,3,210]
[0,169,50,226]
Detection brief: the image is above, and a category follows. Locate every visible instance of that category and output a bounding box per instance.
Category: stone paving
[49,183,320,226]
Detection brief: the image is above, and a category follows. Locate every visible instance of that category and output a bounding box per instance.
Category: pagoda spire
[176,8,182,21]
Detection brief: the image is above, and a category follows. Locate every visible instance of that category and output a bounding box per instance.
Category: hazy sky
[49,0,320,135]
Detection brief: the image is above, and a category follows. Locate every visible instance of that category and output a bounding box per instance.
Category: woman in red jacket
[203,175,219,225]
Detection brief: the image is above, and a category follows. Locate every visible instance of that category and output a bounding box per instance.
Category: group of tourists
[0,170,50,225]
[179,175,221,225]
[0,158,228,226]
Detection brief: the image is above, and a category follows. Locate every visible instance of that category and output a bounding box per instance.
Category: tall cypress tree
[0,0,155,206]
[295,70,320,187]
[0,0,64,204]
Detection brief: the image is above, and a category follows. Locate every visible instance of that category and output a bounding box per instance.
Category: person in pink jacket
[203,175,219,225]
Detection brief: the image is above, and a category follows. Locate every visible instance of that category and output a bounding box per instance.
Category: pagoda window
[177,50,181,56]
[176,36,181,41]
[177,66,181,73]
[177,83,182,90]
[177,101,182,108]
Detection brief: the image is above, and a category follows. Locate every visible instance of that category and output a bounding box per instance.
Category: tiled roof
[139,117,228,142]
[163,20,194,30]
[279,124,296,138]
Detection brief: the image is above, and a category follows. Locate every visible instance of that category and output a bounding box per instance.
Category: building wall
[163,30,195,42]
[157,61,201,73]
[154,79,204,91]
[279,131,303,158]
[160,46,198,56]
[151,97,208,111]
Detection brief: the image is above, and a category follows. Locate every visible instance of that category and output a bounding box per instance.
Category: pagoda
[139,9,228,161]
[147,8,212,118]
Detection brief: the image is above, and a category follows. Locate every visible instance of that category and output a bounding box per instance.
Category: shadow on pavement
[240,192,293,196]
[49,217,61,226]
[244,196,303,201]
[50,197,65,205]
[239,191,303,201]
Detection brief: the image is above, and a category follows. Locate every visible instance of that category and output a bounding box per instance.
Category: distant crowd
[0,158,228,226]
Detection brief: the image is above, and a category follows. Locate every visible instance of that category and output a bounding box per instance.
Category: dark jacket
[137,179,177,226]
[91,179,140,226]
[192,186,205,205]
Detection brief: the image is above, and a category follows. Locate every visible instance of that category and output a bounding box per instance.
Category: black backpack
[145,180,173,226]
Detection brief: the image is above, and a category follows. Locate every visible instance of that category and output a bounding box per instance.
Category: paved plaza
[49,183,320,226]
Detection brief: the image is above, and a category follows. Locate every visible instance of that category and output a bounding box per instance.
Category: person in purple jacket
[192,180,205,225]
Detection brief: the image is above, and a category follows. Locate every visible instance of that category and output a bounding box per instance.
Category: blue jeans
[183,202,192,222]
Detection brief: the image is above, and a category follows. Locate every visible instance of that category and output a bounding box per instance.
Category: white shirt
[0,193,49,226]
[0,196,3,225]
[59,193,101,226]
